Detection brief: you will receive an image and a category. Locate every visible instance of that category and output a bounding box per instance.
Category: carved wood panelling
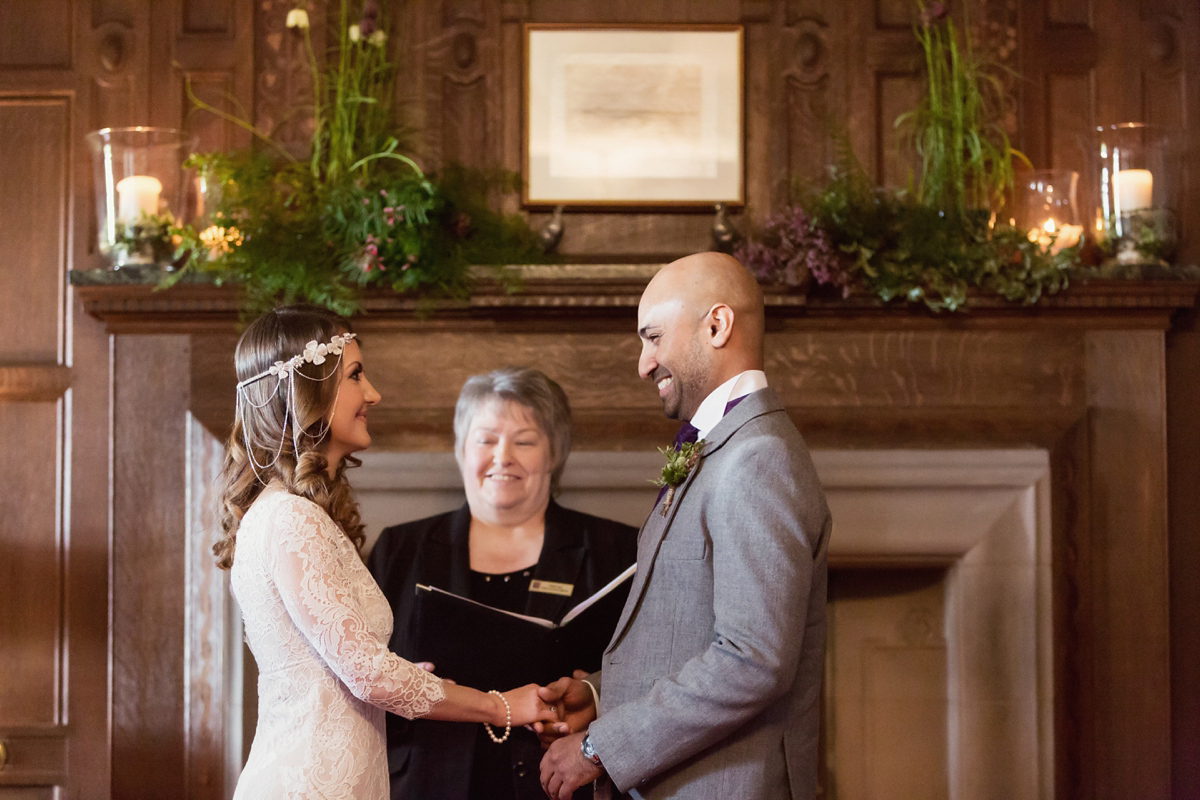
[183,0,233,35]
[0,401,65,727]
[845,1,918,187]
[0,97,69,363]
[1045,74,1091,171]
[111,335,190,800]
[61,298,115,799]
[1083,330,1172,797]
[442,74,490,168]
[183,71,237,153]
[0,0,74,68]
[254,0,313,155]
[876,74,920,188]
[184,413,236,800]
[172,0,253,152]
[187,325,1088,455]
[1048,0,1089,26]
[1167,309,1200,800]
[91,73,137,130]
[875,0,912,30]
[783,15,833,195]
[0,366,71,401]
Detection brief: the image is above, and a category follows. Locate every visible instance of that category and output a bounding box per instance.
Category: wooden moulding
[70,267,1200,334]
[0,365,70,402]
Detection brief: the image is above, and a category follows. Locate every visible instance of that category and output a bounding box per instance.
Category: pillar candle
[116,175,163,225]
[1114,169,1153,213]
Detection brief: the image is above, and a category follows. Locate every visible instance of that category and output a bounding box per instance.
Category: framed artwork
[523,24,744,209]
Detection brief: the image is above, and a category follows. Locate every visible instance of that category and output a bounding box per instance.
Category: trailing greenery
[167,1,545,316]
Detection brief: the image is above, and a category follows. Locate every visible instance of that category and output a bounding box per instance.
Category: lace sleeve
[268,496,446,719]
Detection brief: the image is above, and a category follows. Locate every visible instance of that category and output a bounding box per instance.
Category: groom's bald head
[637,252,765,420]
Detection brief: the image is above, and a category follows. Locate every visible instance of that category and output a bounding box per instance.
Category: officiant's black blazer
[367,499,637,800]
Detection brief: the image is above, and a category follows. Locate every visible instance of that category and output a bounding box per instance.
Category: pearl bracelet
[484,690,511,743]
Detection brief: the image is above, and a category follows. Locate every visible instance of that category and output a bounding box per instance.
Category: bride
[213,305,556,799]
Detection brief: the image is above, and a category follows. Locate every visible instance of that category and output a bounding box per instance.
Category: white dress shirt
[688,369,769,441]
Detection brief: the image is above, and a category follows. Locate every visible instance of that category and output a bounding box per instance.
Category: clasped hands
[534,671,604,800]
[418,662,603,799]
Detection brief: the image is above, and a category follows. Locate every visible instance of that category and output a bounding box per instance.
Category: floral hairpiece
[238,332,356,388]
[235,331,357,478]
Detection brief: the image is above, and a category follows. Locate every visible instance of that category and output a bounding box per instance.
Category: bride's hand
[500,684,558,727]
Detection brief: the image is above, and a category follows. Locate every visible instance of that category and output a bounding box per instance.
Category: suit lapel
[524,501,587,622]
[605,388,784,653]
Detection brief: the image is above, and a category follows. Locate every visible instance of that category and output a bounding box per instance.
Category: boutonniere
[651,439,706,517]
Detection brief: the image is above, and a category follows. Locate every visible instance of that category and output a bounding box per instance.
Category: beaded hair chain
[234,333,357,478]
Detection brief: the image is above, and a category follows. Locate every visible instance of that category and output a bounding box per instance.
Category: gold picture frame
[523,24,744,209]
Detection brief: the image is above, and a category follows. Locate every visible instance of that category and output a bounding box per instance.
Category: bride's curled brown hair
[214,305,366,569]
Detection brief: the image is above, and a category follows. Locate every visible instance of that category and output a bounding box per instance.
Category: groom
[538,252,832,799]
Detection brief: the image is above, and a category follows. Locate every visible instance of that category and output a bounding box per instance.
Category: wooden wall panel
[183,71,237,154]
[62,297,115,799]
[1084,330,1172,799]
[90,73,138,131]
[782,8,835,196]
[0,0,73,68]
[1045,74,1092,172]
[0,98,68,362]
[1047,0,1089,26]
[168,0,253,149]
[184,413,237,800]
[874,0,911,30]
[183,0,233,35]
[253,0,314,154]
[876,74,919,188]
[111,335,190,800]
[1167,309,1200,800]
[0,402,64,727]
[0,788,58,800]
[442,74,490,168]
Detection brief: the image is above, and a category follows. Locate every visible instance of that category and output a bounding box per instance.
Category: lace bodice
[231,490,445,799]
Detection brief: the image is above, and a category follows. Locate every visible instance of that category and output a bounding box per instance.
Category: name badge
[529,580,574,597]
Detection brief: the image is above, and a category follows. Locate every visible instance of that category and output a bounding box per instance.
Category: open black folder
[410,564,636,690]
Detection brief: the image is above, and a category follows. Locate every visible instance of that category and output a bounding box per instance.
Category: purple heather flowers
[734,206,851,296]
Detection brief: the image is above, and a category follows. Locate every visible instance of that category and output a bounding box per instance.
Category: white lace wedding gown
[231,490,446,799]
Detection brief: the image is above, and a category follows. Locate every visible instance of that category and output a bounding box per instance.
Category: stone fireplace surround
[75,270,1195,799]
[345,447,1054,800]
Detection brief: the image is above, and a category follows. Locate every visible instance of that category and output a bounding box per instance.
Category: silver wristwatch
[580,733,602,766]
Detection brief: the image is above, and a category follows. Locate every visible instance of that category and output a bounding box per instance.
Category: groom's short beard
[663,333,708,421]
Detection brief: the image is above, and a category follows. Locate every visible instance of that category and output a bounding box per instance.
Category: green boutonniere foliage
[652,439,706,516]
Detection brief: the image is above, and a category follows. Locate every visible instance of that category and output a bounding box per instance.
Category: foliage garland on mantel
[737,0,1082,313]
[165,1,547,317]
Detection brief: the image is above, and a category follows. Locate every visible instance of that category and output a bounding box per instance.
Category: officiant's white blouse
[231,490,445,799]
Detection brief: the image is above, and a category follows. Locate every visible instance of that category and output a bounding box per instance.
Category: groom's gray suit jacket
[587,387,831,800]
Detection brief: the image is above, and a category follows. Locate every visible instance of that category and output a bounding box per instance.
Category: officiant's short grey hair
[453,367,573,490]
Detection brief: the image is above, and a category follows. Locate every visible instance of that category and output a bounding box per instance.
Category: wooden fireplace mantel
[90,265,1197,799]
[70,266,1200,333]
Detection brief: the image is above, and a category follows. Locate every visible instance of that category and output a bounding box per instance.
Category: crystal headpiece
[235,332,357,478]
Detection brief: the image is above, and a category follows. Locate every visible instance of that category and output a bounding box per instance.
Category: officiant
[368,367,637,800]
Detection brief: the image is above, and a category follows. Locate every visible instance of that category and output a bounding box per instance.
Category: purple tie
[672,395,747,451]
[672,421,700,449]
[656,395,749,505]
